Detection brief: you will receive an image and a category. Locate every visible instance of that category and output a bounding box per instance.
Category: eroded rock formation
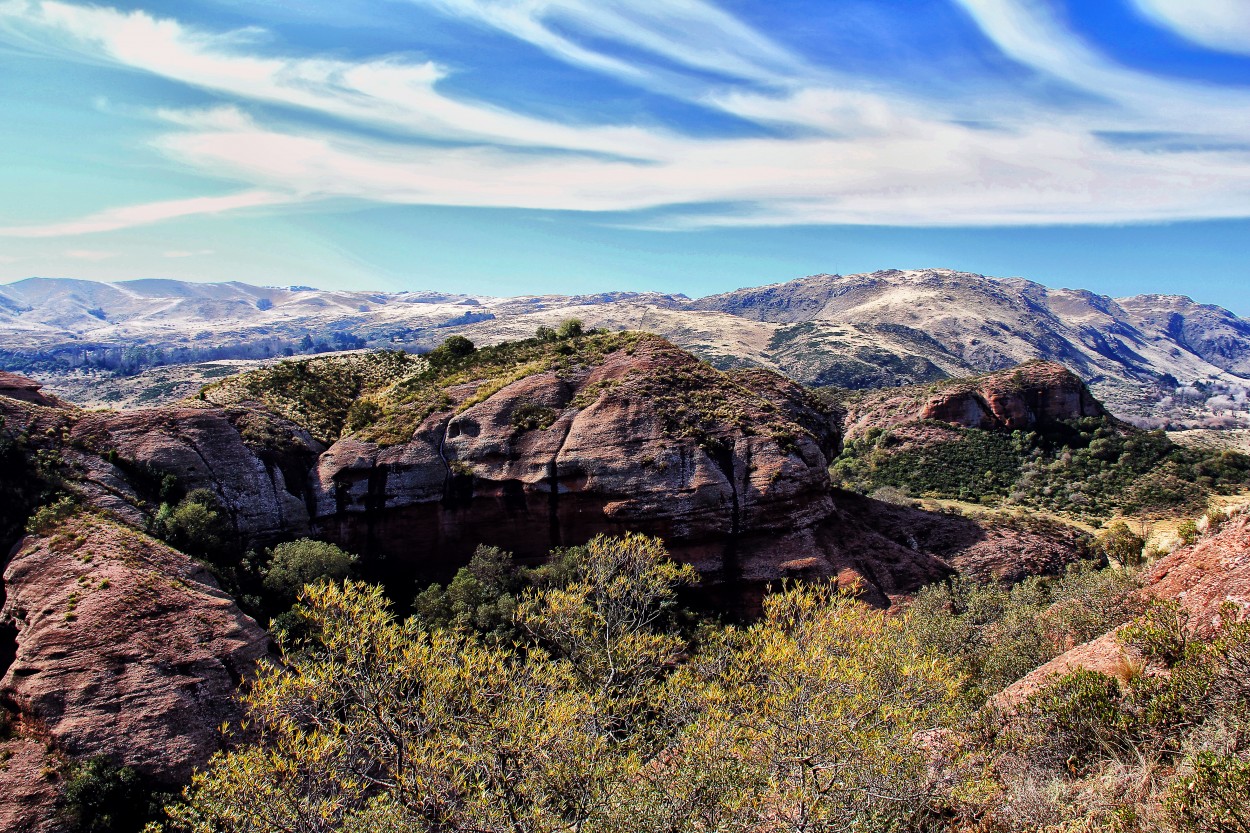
[0,515,269,784]
[71,404,321,541]
[313,337,846,598]
[841,360,1108,441]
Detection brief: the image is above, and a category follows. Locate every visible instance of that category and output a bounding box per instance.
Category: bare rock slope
[0,515,269,783]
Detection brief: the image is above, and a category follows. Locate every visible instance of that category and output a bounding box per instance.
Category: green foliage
[986,601,1250,831]
[425,335,476,369]
[344,399,383,433]
[0,414,66,550]
[163,536,972,833]
[60,756,162,833]
[906,561,1144,700]
[150,489,227,560]
[1167,752,1250,833]
[832,415,1250,518]
[262,539,358,599]
[511,402,557,431]
[356,330,643,445]
[412,545,524,638]
[25,494,79,534]
[555,318,584,340]
[1097,520,1147,566]
[200,350,422,443]
[832,422,1022,501]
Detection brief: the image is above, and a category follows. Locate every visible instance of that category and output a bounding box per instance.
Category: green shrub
[262,539,358,598]
[831,415,1250,518]
[344,399,383,433]
[1096,521,1146,566]
[556,318,584,340]
[25,495,78,534]
[60,756,161,833]
[152,489,226,559]
[1015,669,1126,772]
[1167,751,1250,833]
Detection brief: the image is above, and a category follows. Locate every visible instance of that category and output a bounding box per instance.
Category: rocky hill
[0,334,1218,828]
[4,270,1249,427]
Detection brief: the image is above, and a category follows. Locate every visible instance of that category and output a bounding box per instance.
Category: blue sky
[1,0,1248,312]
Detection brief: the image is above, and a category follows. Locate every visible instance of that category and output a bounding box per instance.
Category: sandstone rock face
[0,371,58,407]
[71,405,322,542]
[0,738,65,833]
[314,338,841,598]
[0,516,269,784]
[996,505,1250,705]
[843,361,1108,441]
[1144,509,1250,633]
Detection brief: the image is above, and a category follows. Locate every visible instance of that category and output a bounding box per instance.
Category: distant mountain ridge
[2,268,1248,426]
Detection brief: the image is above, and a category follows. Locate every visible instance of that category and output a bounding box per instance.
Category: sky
[0,0,1248,312]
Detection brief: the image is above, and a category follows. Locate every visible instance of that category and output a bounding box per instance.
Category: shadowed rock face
[70,404,322,542]
[0,516,269,784]
[313,338,843,601]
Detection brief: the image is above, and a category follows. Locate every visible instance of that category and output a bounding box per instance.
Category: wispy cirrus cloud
[0,0,1248,237]
[1130,0,1250,57]
[406,0,809,91]
[0,190,291,237]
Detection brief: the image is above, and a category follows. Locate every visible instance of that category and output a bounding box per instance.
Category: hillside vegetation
[149,530,1250,833]
[831,414,1250,520]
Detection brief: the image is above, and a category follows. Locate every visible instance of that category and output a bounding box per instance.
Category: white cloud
[0,190,291,237]
[409,0,808,91]
[0,0,679,157]
[1131,0,1250,57]
[0,0,1248,235]
[950,0,1250,134]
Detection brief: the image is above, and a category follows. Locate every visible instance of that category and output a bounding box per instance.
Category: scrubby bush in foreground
[160,534,970,833]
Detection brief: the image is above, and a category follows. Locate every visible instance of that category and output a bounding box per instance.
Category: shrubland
[832,415,1250,518]
[128,526,1250,833]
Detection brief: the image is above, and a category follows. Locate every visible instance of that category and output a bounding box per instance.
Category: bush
[25,495,78,534]
[1167,751,1250,833]
[426,335,476,369]
[344,399,382,433]
[556,318,585,340]
[1096,521,1146,566]
[60,756,161,833]
[262,539,357,598]
[152,489,226,559]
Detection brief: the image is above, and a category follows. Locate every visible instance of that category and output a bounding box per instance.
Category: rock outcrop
[1143,509,1250,633]
[314,336,846,601]
[0,515,269,784]
[841,361,1108,441]
[0,371,58,407]
[71,405,321,541]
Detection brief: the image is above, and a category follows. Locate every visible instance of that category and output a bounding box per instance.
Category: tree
[555,319,584,340]
[517,533,697,714]
[262,539,357,598]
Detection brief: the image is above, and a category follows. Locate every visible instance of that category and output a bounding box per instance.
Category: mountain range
[3,268,1249,426]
